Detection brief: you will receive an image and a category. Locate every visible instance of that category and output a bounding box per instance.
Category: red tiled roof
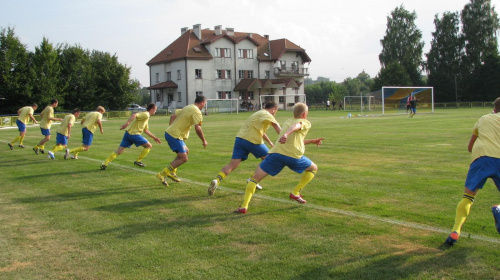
[147,27,310,65]
[148,81,178,89]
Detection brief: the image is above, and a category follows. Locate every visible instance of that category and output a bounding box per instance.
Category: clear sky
[1,0,499,86]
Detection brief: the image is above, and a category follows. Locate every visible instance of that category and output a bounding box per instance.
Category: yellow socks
[162,165,175,175]
[52,145,64,153]
[70,146,85,154]
[292,170,316,196]
[215,172,227,184]
[451,193,475,235]
[19,136,25,145]
[240,178,258,209]
[105,152,118,165]
[137,147,151,162]
[11,136,21,145]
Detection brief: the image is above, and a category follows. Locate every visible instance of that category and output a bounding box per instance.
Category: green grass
[1,108,499,279]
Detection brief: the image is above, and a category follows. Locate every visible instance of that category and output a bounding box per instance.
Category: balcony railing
[274,67,309,77]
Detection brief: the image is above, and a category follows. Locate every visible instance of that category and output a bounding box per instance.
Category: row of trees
[306,0,499,103]
[0,27,143,114]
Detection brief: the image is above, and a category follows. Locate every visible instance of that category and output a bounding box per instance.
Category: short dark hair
[195,95,206,104]
[51,99,58,104]
[264,101,278,109]
[31,103,38,108]
[146,103,156,111]
[494,97,500,111]
[72,108,80,114]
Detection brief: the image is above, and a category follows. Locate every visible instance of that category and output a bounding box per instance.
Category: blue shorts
[120,131,148,148]
[56,133,68,146]
[259,153,312,176]
[165,132,187,153]
[40,128,50,136]
[82,127,94,146]
[232,137,269,161]
[465,156,500,192]
[16,119,26,132]
[411,107,416,113]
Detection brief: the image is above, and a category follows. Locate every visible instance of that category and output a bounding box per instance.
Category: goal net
[343,96,375,112]
[259,94,307,111]
[205,99,239,114]
[366,87,434,115]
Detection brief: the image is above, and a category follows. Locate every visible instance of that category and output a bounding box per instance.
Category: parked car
[127,104,146,112]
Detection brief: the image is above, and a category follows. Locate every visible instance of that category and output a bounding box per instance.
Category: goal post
[259,94,307,111]
[343,96,375,113]
[380,87,434,115]
[205,99,239,114]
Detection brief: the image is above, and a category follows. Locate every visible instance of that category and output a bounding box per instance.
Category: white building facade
[147,24,311,110]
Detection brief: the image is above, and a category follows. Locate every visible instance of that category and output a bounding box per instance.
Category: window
[295,95,300,103]
[178,92,182,102]
[196,91,203,96]
[215,48,231,58]
[238,70,245,79]
[238,70,253,79]
[166,72,171,81]
[217,91,223,99]
[248,91,254,100]
[217,91,232,99]
[279,96,285,104]
[238,49,253,59]
[227,91,232,99]
[217,70,231,79]
[195,69,202,79]
[177,70,181,80]
[156,92,161,102]
[265,71,270,79]
[155,73,159,83]
[247,70,253,79]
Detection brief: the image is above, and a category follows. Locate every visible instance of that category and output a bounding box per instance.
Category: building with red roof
[147,24,311,110]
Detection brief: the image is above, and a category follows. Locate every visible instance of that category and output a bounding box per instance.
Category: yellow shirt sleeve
[82,112,102,134]
[40,106,54,129]
[127,112,150,135]
[236,110,278,144]
[269,118,311,158]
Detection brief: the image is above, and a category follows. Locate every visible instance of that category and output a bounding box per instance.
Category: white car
[127,104,146,112]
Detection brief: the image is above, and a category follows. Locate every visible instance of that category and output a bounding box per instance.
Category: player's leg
[134,137,152,167]
[238,166,269,213]
[209,158,242,196]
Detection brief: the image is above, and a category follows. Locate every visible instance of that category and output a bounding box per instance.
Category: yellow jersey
[57,114,76,136]
[18,106,34,124]
[471,113,500,161]
[236,109,278,144]
[269,118,311,159]
[127,112,150,135]
[165,104,202,140]
[82,111,102,134]
[39,106,55,129]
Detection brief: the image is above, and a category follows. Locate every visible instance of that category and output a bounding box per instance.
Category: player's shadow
[289,247,472,280]
[88,204,297,239]
[14,186,153,203]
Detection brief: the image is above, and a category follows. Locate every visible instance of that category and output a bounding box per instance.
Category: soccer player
[33,99,63,155]
[8,103,38,149]
[65,106,105,159]
[208,101,281,196]
[100,103,161,170]
[47,108,81,159]
[156,95,208,187]
[445,97,500,245]
[236,102,324,214]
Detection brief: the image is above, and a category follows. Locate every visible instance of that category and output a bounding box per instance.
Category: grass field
[1,108,499,279]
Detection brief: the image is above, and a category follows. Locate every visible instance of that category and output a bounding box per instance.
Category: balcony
[274,67,309,77]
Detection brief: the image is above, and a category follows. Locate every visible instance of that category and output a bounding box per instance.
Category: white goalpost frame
[343,95,375,114]
[381,86,434,115]
[259,94,307,110]
[205,99,239,114]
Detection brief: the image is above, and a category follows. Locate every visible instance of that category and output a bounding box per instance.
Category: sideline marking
[2,140,500,245]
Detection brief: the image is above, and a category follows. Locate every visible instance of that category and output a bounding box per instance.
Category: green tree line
[0,27,142,114]
[306,0,499,103]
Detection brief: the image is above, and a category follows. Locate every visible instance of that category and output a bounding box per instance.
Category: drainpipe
[185,58,189,105]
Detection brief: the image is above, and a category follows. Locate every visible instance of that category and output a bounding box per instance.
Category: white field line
[2,139,500,245]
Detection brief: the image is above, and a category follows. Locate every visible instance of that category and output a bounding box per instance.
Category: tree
[356,70,374,94]
[371,62,412,91]
[0,27,32,113]
[461,0,500,75]
[30,37,62,107]
[425,12,465,102]
[378,5,425,86]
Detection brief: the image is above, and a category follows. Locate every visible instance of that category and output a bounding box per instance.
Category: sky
[1,0,499,87]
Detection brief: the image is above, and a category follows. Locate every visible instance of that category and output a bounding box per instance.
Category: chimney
[248,33,253,38]
[215,25,222,36]
[264,34,269,40]
[193,24,202,39]
[181,27,188,35]
[226,27,234,37]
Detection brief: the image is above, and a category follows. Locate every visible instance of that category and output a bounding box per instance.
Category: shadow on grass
[88,204,298,239]
[290,247,472,280]
[14,186,156,203]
